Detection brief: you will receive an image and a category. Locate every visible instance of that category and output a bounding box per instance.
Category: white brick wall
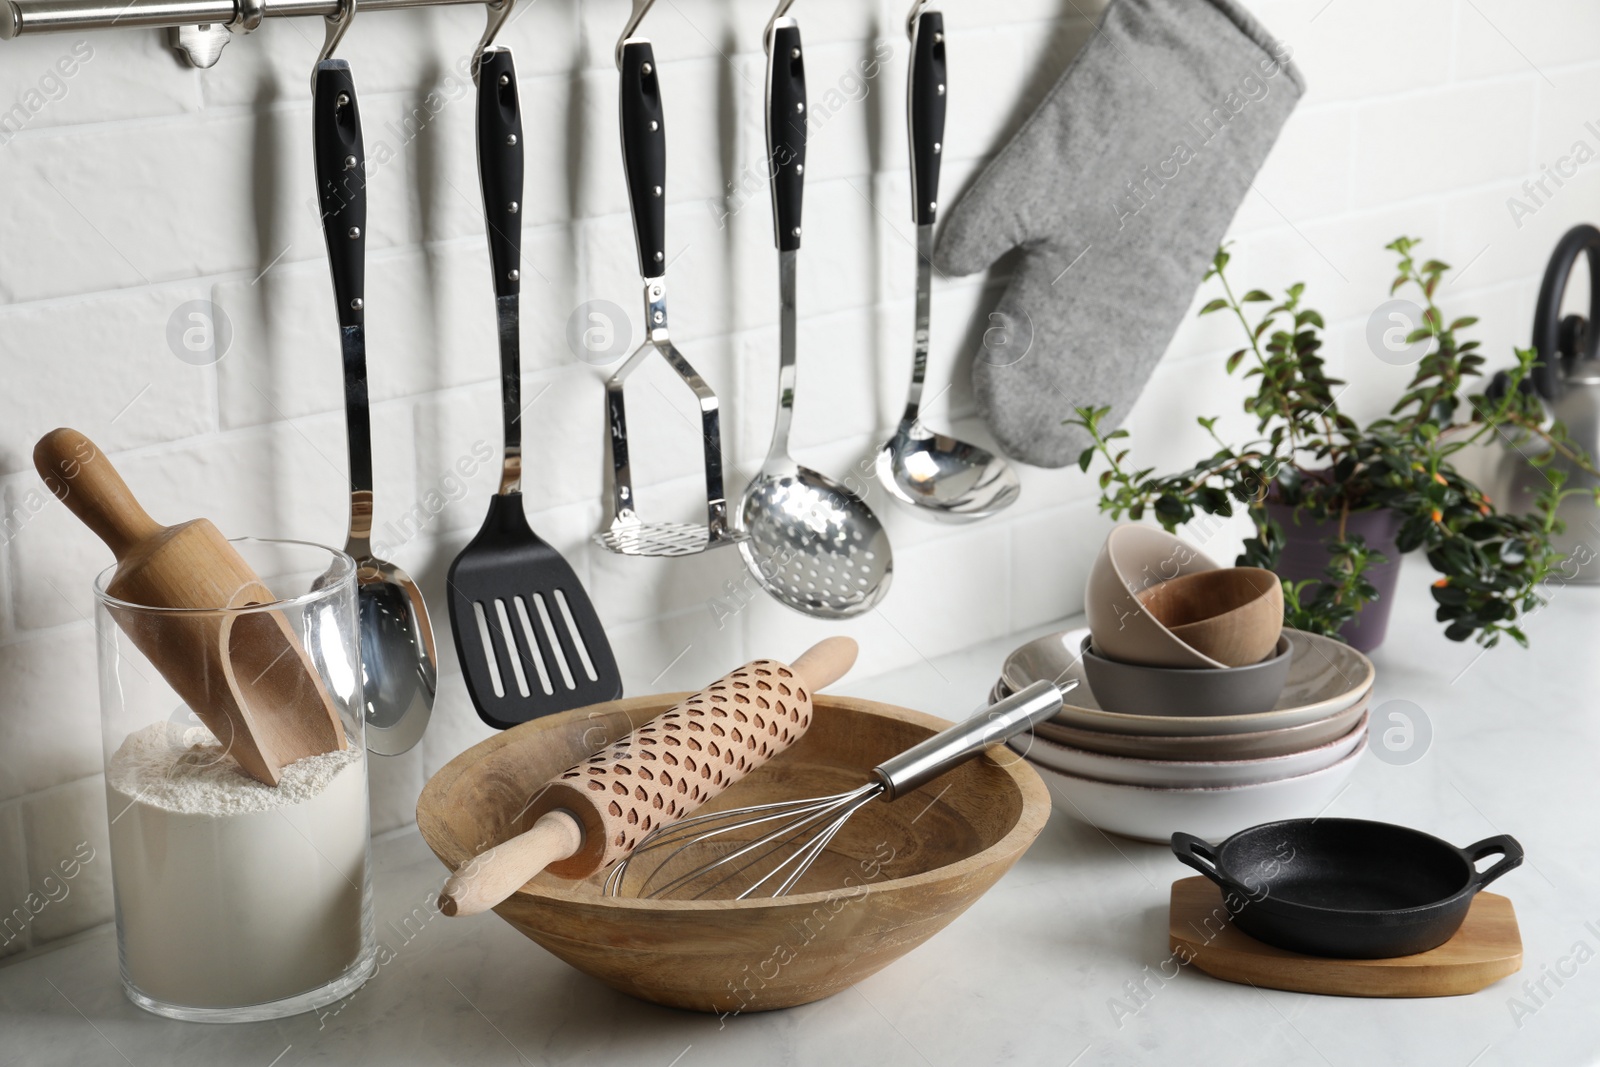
[2,0,1595,956]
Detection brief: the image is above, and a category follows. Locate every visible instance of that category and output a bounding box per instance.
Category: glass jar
[93,537,375,1022]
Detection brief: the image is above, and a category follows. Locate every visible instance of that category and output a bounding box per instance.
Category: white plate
[999,628,1374,736]
[1029,737,1367,843]
[1010,711,1368,787]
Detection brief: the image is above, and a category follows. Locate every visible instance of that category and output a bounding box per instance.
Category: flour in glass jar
[105,721,370,1008]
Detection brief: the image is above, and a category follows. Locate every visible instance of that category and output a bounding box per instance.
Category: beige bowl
[417,693,1050,1014]
[1139,567,1285,667]
[1030,695,1373,760]
[1000,628,1375,737]
[1085,524,1225,668]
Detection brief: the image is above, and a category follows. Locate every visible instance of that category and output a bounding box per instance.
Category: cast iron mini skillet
[1171,819,1523,959]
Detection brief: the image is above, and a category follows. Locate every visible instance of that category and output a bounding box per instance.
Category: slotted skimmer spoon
[738,18,892,619]
[874,4,1020,524]
[313,58,437,755]
[593,32,743,558]
[447,49,622,729]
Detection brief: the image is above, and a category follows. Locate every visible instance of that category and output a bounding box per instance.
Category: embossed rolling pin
[438,636,858,916]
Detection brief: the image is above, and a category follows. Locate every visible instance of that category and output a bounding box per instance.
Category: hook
[905,0,935,37]
[312,0,356,92]
[763,0,795,52]
[472,0,517,84]
[614,0,654,69]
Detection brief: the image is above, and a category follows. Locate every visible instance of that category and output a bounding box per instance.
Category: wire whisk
[604,680,1069,900]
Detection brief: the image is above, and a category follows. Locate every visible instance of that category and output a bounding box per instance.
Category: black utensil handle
[619,39,667,278]
[908,8,945,226]
[1170,832,1233,892]
[765,21,806,253]
[1462,834,1524,891]
[478,48,524,299]
[314,60,366,329]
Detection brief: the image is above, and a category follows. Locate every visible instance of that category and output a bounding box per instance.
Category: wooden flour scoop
[439,636,859,916]
[35,429,346,786]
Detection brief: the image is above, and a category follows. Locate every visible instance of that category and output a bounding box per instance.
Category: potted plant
[1068,238,1599,651]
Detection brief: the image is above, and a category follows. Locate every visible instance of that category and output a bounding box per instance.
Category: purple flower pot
[1264,504,1405,653]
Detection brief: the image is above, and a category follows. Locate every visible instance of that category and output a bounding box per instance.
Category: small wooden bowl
[1137,567,1284,667]
[417,694,1050,1014]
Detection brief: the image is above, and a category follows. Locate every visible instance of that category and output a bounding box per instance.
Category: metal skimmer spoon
[738,18,892,620]
[313,59,436,755]
[875,4,1020,524]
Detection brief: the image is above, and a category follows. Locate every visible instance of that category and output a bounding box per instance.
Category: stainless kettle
[1490,224,1600,582]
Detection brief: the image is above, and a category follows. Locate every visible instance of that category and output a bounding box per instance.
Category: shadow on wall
[413,50,449,403]
[859,18,887,426]
[248,71,292,538]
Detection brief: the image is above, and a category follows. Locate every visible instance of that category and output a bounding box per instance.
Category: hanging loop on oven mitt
[933,0,1302,469]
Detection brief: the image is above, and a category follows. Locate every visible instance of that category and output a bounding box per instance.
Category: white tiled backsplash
[2,0,1596,956]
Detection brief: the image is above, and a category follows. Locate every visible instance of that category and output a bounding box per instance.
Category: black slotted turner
[448,49,622,729]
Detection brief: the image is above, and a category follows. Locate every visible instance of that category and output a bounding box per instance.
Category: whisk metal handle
[873,680,1069,801]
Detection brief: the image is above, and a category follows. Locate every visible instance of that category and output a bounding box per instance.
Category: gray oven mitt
[935,0,1302,468]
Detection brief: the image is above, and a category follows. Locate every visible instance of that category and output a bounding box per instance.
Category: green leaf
[1226,350,1247,374]
[1199,298,1230,316]
[1077,447,1095,472]
[1241,289,1273,303]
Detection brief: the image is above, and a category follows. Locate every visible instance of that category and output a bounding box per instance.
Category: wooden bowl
[1137,566,1284,667]
[416,693,1050,1014]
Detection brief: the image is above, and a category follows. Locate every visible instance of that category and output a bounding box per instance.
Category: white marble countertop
[4,567,1598,1067]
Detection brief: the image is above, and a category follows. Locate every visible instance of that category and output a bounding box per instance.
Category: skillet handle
[1462,834,1524,891]
[1170,832,1231,893]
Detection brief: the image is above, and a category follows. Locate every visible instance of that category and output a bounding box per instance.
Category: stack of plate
[1002,628,1374,843]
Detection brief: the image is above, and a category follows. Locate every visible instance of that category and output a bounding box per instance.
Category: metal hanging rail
[0,0,495,67]
[1,0,485,34]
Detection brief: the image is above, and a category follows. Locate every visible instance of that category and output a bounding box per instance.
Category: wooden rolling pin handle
[787,635,858,694]
[438,638,859,917]
[32,428,162,560]
[438,810,584,917]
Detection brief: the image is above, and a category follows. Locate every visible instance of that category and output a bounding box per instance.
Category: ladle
[874,3,1019,524]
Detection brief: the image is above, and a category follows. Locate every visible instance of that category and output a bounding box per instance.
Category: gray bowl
[1080,635,1293,716]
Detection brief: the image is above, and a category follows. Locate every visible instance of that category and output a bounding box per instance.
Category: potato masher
[593,27,743,558]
